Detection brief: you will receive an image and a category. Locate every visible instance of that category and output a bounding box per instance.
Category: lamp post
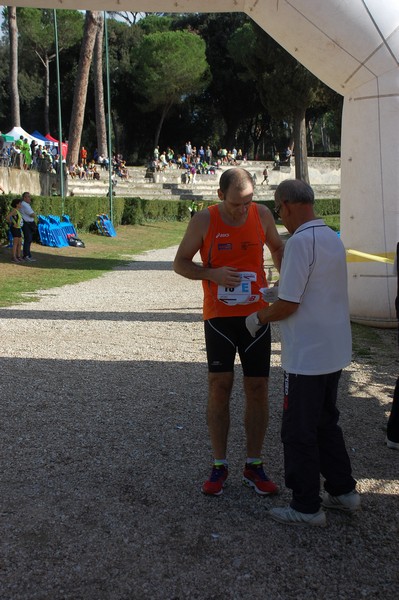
[104,11,113,223]
[53,9,64,212]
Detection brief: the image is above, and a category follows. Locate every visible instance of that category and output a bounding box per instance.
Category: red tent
[45,134,68,159]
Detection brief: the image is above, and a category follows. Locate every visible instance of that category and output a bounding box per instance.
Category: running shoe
[269,506,327,527]
[321,490,361,513]
[202,464,228,496]
[243,462,278,495]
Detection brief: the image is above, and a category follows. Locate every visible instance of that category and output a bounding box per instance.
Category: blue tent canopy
[31,130,54,145]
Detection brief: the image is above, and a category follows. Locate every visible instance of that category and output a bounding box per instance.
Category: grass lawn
[0,221,189,307]
[0,214,341,308]
[323,215,340,231]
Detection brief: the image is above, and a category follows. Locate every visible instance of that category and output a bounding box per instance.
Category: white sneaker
[321,490,361,513]
[386,436,399,450]
[24,256,37,262]
[269,506,327,527]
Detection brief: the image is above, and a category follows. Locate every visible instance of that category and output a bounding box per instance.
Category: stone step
[69,160,341,200]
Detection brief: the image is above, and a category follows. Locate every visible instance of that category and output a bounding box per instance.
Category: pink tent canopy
[45,134,68,158]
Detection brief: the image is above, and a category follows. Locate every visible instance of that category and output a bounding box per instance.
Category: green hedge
[0,194,340,244]
[256,198,340,216]
[0,194,126,243]
[121,197,216,225]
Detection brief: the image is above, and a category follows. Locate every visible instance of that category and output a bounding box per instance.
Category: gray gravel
[1,246,398,600]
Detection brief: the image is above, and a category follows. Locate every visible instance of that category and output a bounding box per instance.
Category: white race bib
[217,271,259,306]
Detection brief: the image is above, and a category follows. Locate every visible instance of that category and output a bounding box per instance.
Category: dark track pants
[387,376,399,443]
[22,221,34,258]
[282,370,356,514]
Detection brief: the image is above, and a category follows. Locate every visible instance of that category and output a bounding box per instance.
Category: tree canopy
[133,29,209,147]
[0,11,342,164]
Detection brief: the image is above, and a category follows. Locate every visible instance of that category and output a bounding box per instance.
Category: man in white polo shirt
[246,179,360,527]
[19,191,37,262]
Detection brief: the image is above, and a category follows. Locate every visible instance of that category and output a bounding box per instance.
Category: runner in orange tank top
[201,202,267,320]
[174,168,284,496]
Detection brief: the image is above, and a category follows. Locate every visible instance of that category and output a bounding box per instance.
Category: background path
[0,247,398,599]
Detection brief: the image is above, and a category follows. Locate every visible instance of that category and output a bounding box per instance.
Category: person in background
[7,198,23,264]
[80,146,88,166]
[261,166,269,185]
[246,179,360,527]
[15,135,24,169]
[386,242,399,450]
[173,167,284,497]
[19,191,37,262]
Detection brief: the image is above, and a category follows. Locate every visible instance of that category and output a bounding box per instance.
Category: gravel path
[1,246,398,600]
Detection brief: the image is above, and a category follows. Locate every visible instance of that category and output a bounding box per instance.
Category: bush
[0,194,13,244]
[121,197,215,225]
[256,198,340,219]
[0,193,341,244]
[0,194,126,244]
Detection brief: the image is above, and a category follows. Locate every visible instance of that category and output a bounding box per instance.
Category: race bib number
[217,271,260,306]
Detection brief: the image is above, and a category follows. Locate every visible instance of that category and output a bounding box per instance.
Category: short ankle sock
[246,457,262,465]
[214,459,228,467]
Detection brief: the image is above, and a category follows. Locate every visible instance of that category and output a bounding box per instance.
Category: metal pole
[53,9,64,212]
[104,11,113,223]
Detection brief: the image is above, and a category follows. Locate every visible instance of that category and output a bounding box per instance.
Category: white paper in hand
[260,286,279,303]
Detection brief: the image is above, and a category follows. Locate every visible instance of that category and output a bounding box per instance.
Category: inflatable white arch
[10,0,399,327]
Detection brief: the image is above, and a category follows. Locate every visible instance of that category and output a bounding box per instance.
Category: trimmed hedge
[0,194,125,243]
[121,197,216,225]
[0,194,340,244]
[256,198,340,216]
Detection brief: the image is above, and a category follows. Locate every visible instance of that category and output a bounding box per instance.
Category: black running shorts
[204,316,271,376]
[10,226,22,238]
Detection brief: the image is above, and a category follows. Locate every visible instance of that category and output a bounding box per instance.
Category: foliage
[0,10,343,163]
[256,199,340,222]
[4,8,83,133]
[177,13,263,152]
[0,193,210,243]
[132,29,210,146]
[138,14,174,34]
[228,21,342,163]
[17,8,83,55]
[121,197,214,225]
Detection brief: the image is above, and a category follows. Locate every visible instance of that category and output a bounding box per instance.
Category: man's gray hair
[275,179,314,205]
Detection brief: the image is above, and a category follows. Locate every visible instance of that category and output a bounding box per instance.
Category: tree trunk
[44,54,50,134]
[93,13,107,157]
[154,103,171,149]
[8,6,20,127]
[66,11,100,166]
[308,119,315,155]
[293,107,310,184]
[111,111,119,157]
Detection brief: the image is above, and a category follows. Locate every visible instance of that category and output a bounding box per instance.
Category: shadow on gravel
[1,250,175,272]
[1,354,398,599]
[0,309,203,322]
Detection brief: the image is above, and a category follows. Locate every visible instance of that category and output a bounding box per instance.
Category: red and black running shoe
[202,464,228,496]
[243,462,278,495]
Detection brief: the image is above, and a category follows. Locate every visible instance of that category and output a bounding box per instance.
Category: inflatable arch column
[12,0,399,326]
[247,0,399,328]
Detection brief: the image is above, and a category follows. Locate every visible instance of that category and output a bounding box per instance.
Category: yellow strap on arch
[346,249,395,265]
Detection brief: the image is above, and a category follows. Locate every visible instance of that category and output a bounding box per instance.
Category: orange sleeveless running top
[200,203,268,320]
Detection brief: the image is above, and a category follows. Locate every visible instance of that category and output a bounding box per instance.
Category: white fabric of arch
[10,0,399,326]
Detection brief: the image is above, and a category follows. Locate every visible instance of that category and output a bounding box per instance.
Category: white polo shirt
[278,219,352,375]
[19,201,35,223]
